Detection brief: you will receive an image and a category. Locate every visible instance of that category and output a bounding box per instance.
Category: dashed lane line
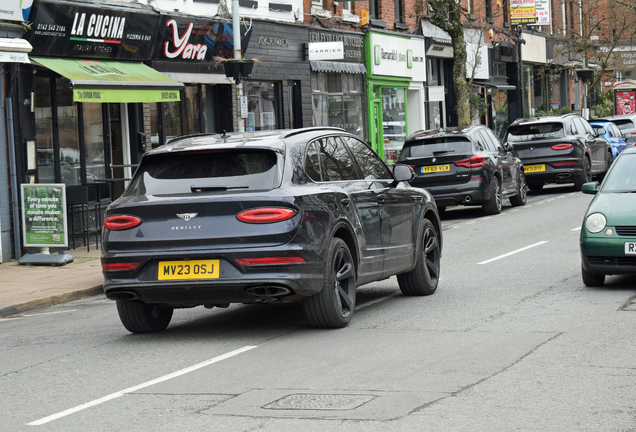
[27,346,257,426]
[478,241,549,265]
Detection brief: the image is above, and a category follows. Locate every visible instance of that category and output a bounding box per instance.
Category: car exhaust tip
[556,172,573,179]
[106,290,140,301]
[246,286,292,298]
[464,195,472,203]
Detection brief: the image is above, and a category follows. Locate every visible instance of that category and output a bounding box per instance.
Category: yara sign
[164,19,208,60]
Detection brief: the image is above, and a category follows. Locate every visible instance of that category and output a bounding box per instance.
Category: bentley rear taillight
[236,208,296,223]
[103,215,142,230]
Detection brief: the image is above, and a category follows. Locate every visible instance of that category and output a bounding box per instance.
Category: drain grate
[263,394,375,411]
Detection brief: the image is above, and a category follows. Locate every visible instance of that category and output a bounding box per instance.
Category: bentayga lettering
[163,20,207,60]
[71,13,125,39]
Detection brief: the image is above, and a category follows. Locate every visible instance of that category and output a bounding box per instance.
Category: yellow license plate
[524,164,545,173]
[158,260,220,280]
[421,164,450,173]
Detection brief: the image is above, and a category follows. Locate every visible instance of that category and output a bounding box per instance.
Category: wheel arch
[331,222,359,277]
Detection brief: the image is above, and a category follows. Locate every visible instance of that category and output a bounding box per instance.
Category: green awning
[31,57,183,103]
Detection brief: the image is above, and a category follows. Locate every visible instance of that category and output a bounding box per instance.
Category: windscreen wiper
[190,185,249,192]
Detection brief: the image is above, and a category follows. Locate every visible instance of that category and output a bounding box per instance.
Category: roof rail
[279,126,346,139]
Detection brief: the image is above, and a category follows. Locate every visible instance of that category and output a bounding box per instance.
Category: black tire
[397,219,441,296]
[582,266,605,287]
[509,171,527,207]
[116,300,173,333]
[574,157,591,190]
[482,176,502,215]
[303,238,356,328]
[527,183,544,191]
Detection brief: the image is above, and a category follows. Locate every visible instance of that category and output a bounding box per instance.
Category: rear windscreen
[124,150,279,196]
[505,123,564,142]
[402,137,472,158]
[611,120,635,130]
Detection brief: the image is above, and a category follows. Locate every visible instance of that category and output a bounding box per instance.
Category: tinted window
[592,125,606,137]
[483,128,504,152]
[344,137,392,180]
[610,125,621,137]
[317,137,361,181]
[571,118,586,135]
[581,119,595,135]
[305,142,322,181]
[612,119,636,130]
[125,149,278,196]
[402,137,473,157]
[474,131,488,151]
[601,153,636,192]
[505,123,564,142]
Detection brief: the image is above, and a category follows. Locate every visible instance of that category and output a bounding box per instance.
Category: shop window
[184,85,201,136]
[381,87,406,163]
[83,103,106,183]
[34,76,54,183]
[164,101,182,141]
[311,72,366,139]
[56,78,79,181]
[202,85,217,133]
[148,103,161,148]
[244,82,280,131]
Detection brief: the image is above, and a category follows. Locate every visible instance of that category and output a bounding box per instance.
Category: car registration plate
[625,243,636,255]
[421,164,450,173]
[158,260,220,280]
[524,164,545,173]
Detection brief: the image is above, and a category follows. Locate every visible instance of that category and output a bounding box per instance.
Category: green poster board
[21,184,68,248]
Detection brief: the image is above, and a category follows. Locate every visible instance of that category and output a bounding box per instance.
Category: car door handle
[341,198,350,207]
[411,195,423,203]
[376,193,386,203]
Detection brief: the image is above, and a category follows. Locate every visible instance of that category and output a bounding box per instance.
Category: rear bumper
[410,180,486,207]
[523,160,583,184]
[102,247,325,306]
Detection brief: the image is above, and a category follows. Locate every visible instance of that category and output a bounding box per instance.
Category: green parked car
[580,146,636,286]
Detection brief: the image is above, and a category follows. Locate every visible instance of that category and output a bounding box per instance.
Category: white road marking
[571,226,582,231]
[355,292,401,311]
[478,241,549,265]
[27,346,257,426]
[24,310,77,317]
[547,198,555,202]
[465,221,475,225]
[482,217,492,221]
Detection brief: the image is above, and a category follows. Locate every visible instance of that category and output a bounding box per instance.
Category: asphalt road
[2,184,636,431]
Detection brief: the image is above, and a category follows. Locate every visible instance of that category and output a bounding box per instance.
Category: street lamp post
[513,25,526,119]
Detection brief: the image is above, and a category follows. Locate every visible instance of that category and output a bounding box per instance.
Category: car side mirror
[393,164,415,183]
[581,182,599,195]
[504,142,514,152]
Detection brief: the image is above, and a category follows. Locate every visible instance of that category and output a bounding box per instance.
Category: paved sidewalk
[0,247,104,318]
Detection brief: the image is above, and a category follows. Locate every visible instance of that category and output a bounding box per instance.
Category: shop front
[365,31,426,163]
[21,0,185,202]
[308,29,367,140]
[520,32,547,117]
[151,14,254,142]
[242,21,311,131]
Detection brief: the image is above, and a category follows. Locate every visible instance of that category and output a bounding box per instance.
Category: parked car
[101,127,442,333]
[503,114,612,191]
[595,114,636,146]
[397,125,527,215]
[589,120,628,160]
[579,146,636,286]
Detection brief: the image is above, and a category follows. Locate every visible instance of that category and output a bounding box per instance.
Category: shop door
[107,103,132,198]
[373,100,384,158]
